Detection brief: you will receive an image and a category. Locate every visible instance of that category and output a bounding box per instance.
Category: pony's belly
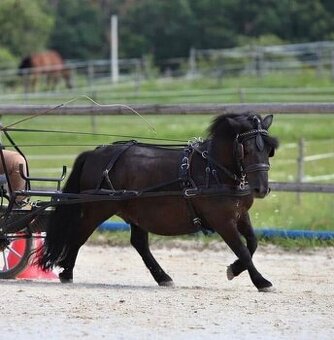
[118,198,197,236]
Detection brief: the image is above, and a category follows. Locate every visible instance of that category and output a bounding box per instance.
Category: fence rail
[270,182,334,193]
[1,103,334,115]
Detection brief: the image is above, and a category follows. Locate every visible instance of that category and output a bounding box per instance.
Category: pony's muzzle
[253,186,270,198]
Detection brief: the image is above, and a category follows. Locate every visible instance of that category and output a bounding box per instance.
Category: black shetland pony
[38,113,278,292]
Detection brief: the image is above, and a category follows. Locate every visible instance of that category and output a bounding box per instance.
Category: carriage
[0,112,278,291]
[0,138,67,279]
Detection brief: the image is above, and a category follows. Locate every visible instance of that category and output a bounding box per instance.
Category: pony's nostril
[253,186,269,198]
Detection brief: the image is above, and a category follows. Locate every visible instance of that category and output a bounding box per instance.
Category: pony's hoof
[159,280,175,288]
[226,266,235,280]
[258,285,275,293]
[59,271,73,283]
[59,277,73,284]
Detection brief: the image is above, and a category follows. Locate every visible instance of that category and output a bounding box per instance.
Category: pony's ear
[262,115,273,130]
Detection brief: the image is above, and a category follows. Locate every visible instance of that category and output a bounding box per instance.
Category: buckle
[184,188,198,197]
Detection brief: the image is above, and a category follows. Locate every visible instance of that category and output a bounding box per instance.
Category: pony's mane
[208,112,279,149]
[208,112,257,137]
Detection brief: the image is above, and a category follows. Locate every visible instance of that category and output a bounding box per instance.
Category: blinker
[237,143,244,160]
[255,133,264,151]
[253,115,265,151]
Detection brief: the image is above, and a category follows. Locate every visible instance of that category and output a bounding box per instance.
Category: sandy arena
[1,243,333,339]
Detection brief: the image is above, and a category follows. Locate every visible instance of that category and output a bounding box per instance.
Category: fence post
[316,43,323,78]
[88,62,95,88]
[188,47,197,78]
[331,50,334,82]
[296,138,305,203]
[238,88,245,103]
[255,47,264,78]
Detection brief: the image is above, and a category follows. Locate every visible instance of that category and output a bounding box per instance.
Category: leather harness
[93,130,270,234]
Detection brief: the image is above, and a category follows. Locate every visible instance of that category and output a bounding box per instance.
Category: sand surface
[1,244,334,339]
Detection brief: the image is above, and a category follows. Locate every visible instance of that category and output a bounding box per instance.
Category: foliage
[1,0,334,62]
[48,0,106,59]
[0,0,54,59]
[0,47,17,68]
[119,0,196,60]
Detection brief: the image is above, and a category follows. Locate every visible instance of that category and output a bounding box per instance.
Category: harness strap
[179,145,213,235]
[96,140,137,190]
[192,144,241,184]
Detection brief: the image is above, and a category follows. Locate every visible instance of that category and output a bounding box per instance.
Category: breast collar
[179,139,249,196]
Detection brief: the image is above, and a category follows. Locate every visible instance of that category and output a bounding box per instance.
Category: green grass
[0,70,333,240]
[88,230,334,250]
[3,69,334,105]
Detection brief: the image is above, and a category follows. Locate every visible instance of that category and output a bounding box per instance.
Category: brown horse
[37,113,278,292]
[18,50,72,92]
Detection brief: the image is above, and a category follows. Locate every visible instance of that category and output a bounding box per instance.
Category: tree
[119,0,196,60]
[0,0,54,57]
[48,0,106,59]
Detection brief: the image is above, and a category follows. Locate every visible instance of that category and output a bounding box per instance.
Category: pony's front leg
[130,224,174,287]
[227,212,257,280]
[216,220,273,292]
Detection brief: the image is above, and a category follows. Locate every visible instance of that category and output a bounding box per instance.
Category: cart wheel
[0,233,33,279]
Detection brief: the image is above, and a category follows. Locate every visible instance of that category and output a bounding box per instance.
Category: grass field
[2,69,334,105]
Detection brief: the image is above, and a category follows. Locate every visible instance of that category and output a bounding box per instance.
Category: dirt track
[1,244,334,339]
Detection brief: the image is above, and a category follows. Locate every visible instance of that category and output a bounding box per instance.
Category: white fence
[1,41,334,95]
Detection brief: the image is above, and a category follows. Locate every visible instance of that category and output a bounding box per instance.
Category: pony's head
[209,113,278,198]
[18,56,32,76]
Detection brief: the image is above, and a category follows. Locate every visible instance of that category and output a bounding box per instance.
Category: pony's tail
[36,151,89,270]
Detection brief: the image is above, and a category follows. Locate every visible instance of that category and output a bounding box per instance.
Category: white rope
[2,95,157,134]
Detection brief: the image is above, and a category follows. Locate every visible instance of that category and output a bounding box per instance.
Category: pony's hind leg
[58,246,80,283]
[58,203,118,283]
[130,224,174,287]
[227,212,257,280]
[217,221,273,292]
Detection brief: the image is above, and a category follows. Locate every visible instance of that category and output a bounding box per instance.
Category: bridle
[235,128,271,175]
[190,125,271,190]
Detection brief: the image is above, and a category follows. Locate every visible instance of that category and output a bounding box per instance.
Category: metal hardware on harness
[188,137,203,147]
[184,188,198,197]
[180,157,190,170]
[179,146,196,189]
[103,170,115,190]
[239,174,246,190]
[193,217,202,228]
